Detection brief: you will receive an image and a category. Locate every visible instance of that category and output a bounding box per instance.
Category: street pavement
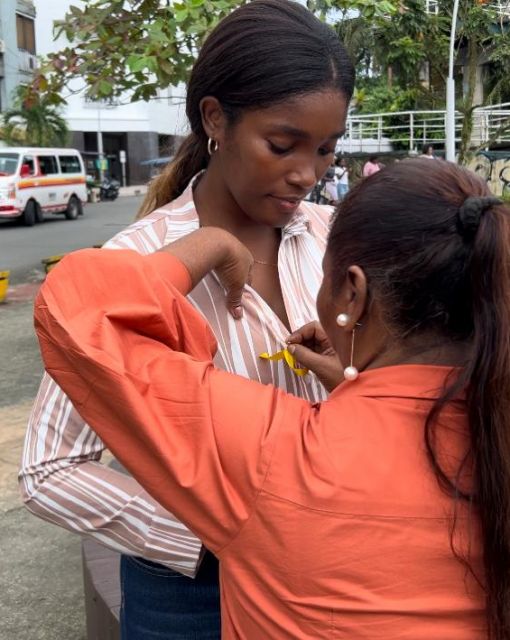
[0,195,144,285]
[0,196,143,639]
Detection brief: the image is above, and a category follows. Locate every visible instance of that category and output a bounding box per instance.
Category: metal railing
[425,0,510,15]
[337,103,510,153]
[18,50,38,73]
[481,0,510,16]
[424,0,439,15]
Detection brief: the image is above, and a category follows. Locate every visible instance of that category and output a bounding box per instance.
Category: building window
[16,14,36,54]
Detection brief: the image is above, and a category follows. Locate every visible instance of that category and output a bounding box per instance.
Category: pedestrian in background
[321,164,339,205]
[362,155,383,177]
[422,144,437,159]
[35,159,510,639]
[335,156,350,200]
[19,1,355,639]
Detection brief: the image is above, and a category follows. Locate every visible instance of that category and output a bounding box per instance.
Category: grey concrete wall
[70,131,84,151]
[69,130,183,185]
[126,130,159,185]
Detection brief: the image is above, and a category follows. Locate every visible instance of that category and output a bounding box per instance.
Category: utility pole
[97,104,105,181]
[445,0,460,162]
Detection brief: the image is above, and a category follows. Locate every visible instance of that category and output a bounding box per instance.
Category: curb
[4,281,42,303]
[2,247,103,304]
[119,185,148,197]
[41,255,65,274]
[0,270,9,303]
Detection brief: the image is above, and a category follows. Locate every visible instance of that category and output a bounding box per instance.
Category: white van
[0,147,87,226]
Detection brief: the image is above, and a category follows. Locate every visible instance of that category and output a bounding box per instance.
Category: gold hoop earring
[207,138,218,156]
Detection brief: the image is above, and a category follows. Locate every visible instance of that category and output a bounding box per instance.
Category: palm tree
[1,86,69,147]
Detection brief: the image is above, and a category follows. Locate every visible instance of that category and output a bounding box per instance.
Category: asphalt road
[0,196,144,285]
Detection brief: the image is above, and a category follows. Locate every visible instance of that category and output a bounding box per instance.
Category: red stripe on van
[18,177,86,189]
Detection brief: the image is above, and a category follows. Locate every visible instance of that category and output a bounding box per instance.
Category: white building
[33,0,187,184]
[0,0,37,113]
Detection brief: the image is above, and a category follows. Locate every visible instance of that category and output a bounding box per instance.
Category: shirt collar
[329,364,463,402]
[176,174,311,238]
[281,210,311,239]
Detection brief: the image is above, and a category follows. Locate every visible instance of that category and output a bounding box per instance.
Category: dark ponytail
[328,159,510,639]
[137,133,208,218]
[458,201,510,637]
[138,0,354,218]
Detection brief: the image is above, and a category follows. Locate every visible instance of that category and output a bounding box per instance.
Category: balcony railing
[425,0,510,15]
[18,49,38,73]
[338,103,510,154]
[481,0,510,16]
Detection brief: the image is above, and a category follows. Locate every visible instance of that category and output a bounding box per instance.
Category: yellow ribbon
[259,349,308,377]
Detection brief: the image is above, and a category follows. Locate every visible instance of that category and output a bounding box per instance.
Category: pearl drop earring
[343,326,359,382]
[336,313,349,327]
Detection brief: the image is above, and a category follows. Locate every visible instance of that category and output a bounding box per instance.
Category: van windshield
[0,153,20,177]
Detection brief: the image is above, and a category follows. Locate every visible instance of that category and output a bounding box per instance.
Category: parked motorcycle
[100,177,120,201]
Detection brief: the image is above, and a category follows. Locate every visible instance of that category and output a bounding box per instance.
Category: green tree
[441,0,510,164]
[26,0,510,163]
[34,0,248,105]
[31,0,400,105]
[1,86,69,147]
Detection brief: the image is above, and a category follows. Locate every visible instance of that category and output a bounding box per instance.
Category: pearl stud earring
[336,313,349,327]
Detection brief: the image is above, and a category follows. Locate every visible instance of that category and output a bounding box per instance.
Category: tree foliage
[1,86,69,147]
[34,0,248,105]
[25,0,510,161]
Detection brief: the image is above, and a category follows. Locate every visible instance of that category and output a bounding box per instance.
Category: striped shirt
[19,179,331,577]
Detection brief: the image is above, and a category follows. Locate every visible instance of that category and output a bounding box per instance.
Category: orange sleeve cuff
[145,252,193,295]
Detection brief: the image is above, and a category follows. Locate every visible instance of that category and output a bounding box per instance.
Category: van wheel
[35,202,44,223]
[65,196,82,220]
[22,200,36,226]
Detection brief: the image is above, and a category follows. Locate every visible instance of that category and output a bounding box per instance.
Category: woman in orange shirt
[34,158,510,639]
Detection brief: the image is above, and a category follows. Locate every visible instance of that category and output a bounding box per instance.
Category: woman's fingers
[287,322,333,356]
[163,227,254,319]
[287,321,323,345]
[287,343,343,392]
[215,242,254,319]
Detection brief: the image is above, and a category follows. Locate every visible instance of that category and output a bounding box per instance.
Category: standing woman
[335,156,350,200]
[19,1,354,638]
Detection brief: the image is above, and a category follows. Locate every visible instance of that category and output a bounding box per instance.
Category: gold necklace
[253,259,278,267]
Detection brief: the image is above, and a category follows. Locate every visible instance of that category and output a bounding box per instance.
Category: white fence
[425,0,510,15]
[338,103,510,153]
[482,0,510,16]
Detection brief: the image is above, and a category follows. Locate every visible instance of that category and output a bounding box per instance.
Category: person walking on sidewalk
[19,1,354,638]
[335,156,349,200]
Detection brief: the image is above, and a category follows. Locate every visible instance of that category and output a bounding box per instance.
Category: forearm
[159,227,236,288]
[20,458,202,576]
[21,373,204,575]
[34,248,276,552]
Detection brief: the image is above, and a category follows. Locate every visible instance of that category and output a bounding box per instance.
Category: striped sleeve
[18,209,205,577]
[19,372,203,576]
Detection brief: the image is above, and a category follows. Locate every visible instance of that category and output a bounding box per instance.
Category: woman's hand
[159,227,253,318]
[286,322,344,392]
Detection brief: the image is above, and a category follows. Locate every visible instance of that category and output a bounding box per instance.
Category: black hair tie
[458,196,502,239]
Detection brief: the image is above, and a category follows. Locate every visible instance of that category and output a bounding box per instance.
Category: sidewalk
[119,184,148,198]
[0,292,86,639]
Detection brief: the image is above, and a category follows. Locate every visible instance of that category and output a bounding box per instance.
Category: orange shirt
[35,248,486,639]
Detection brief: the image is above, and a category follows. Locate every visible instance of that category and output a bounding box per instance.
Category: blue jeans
[337,183,349,200]
[120,552,221,639]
